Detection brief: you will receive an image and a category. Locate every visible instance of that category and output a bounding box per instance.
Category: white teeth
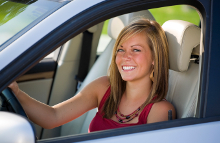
[122,66,135,70]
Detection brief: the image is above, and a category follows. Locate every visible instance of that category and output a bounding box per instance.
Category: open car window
[35,3,202,140]
[16,3,203,140]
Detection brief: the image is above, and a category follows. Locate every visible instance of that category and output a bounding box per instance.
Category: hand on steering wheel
[1,88,27,118]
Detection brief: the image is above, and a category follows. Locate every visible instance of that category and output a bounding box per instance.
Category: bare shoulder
[88,76,110,89]
[153,100,175,112]
[93,76,110,85]
[147,100,176,124]
[81,76,110,93]
[80,76,110,104]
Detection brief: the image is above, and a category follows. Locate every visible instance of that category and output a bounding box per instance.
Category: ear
[152,60,154,65]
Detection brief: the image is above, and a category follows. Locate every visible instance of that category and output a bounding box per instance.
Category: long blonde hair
[102,18,169,119]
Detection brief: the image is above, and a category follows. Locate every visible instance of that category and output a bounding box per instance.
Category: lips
[122,66,136,70]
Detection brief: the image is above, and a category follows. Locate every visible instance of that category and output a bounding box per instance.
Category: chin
[121,77,135,82]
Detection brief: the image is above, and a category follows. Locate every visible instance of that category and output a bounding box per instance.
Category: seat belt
[75,30,93,90]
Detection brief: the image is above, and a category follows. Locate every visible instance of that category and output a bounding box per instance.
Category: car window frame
[37,116,220,143]
[0,0,217,142]
[202,0,220,118]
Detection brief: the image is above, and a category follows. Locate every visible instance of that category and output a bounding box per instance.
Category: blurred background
[97,5,200,54]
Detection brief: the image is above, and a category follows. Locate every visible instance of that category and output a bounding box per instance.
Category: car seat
[60,10,155,136]
[162,20,201,118]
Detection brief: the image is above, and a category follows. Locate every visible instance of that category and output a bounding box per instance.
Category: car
[0,0,220,142]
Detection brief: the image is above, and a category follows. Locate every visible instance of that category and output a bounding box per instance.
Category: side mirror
[0,112,36,143]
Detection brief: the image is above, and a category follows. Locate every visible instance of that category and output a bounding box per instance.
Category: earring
[150,69,154,82]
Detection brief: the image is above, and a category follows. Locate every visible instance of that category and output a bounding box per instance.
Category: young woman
[9,18,176,132]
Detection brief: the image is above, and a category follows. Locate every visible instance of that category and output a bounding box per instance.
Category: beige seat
[162,20,201,118]
[39,24,104,138]
[60,10,155,136]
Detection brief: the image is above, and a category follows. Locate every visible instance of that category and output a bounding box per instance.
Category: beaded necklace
[115,103,145,123]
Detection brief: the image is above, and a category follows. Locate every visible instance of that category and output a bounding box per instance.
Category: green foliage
[102,19,109,35]
[0,0,27,26]
[149,5,200,26]
[101,5,200,35]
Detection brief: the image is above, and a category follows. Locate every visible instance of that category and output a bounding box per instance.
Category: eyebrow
[119,44,143,48]
[131,44,142,48]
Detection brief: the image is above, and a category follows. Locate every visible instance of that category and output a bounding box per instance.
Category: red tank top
[88,87,155,132]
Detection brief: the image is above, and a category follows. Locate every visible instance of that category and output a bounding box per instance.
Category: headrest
[108,10,155,40]
[162,20,201,72]
[87,25,98,33]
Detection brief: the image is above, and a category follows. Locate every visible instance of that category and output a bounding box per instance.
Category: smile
[122,66,136,70]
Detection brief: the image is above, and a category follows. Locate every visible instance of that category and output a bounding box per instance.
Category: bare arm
[147,101,176,124]
[8,76,109,129]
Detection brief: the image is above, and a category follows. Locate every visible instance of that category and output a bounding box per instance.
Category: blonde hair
[102,18,169,118]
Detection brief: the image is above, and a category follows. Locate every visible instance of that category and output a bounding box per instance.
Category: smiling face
[115,31,154,82]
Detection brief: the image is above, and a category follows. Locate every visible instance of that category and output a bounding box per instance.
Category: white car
[0,0,220,142]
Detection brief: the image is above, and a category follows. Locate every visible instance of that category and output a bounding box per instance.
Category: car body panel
[0,112,35,143]
[38,116,220,143]
[78,121,220,143]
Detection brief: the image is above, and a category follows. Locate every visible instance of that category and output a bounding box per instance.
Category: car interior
[16,5,202,140]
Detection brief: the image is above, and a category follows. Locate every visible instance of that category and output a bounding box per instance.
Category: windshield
[0,0,69,50]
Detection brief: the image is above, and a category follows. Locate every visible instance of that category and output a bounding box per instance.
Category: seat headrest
[108,10,155,40]
[162,20,201,72]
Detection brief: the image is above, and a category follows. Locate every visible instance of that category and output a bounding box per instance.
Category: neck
[124,77,152,101]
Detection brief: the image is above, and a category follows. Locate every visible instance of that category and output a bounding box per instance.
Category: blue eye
[134,49,141,52]
[117,49,124,52]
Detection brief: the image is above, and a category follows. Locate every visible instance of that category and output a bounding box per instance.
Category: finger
[8,81,16,88]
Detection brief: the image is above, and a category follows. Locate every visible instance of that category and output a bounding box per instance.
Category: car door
[1,0,220,142]
[35,0,220,142]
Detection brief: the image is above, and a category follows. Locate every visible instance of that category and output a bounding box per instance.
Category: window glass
[0,0,68,50]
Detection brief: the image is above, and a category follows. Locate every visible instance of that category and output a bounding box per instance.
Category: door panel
[18,78,53,138]
[17,51,59,138]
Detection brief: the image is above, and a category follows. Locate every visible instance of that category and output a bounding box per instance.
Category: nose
[122,51,132,60]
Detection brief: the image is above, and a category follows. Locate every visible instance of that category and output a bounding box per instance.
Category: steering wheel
[0,88,27,118]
